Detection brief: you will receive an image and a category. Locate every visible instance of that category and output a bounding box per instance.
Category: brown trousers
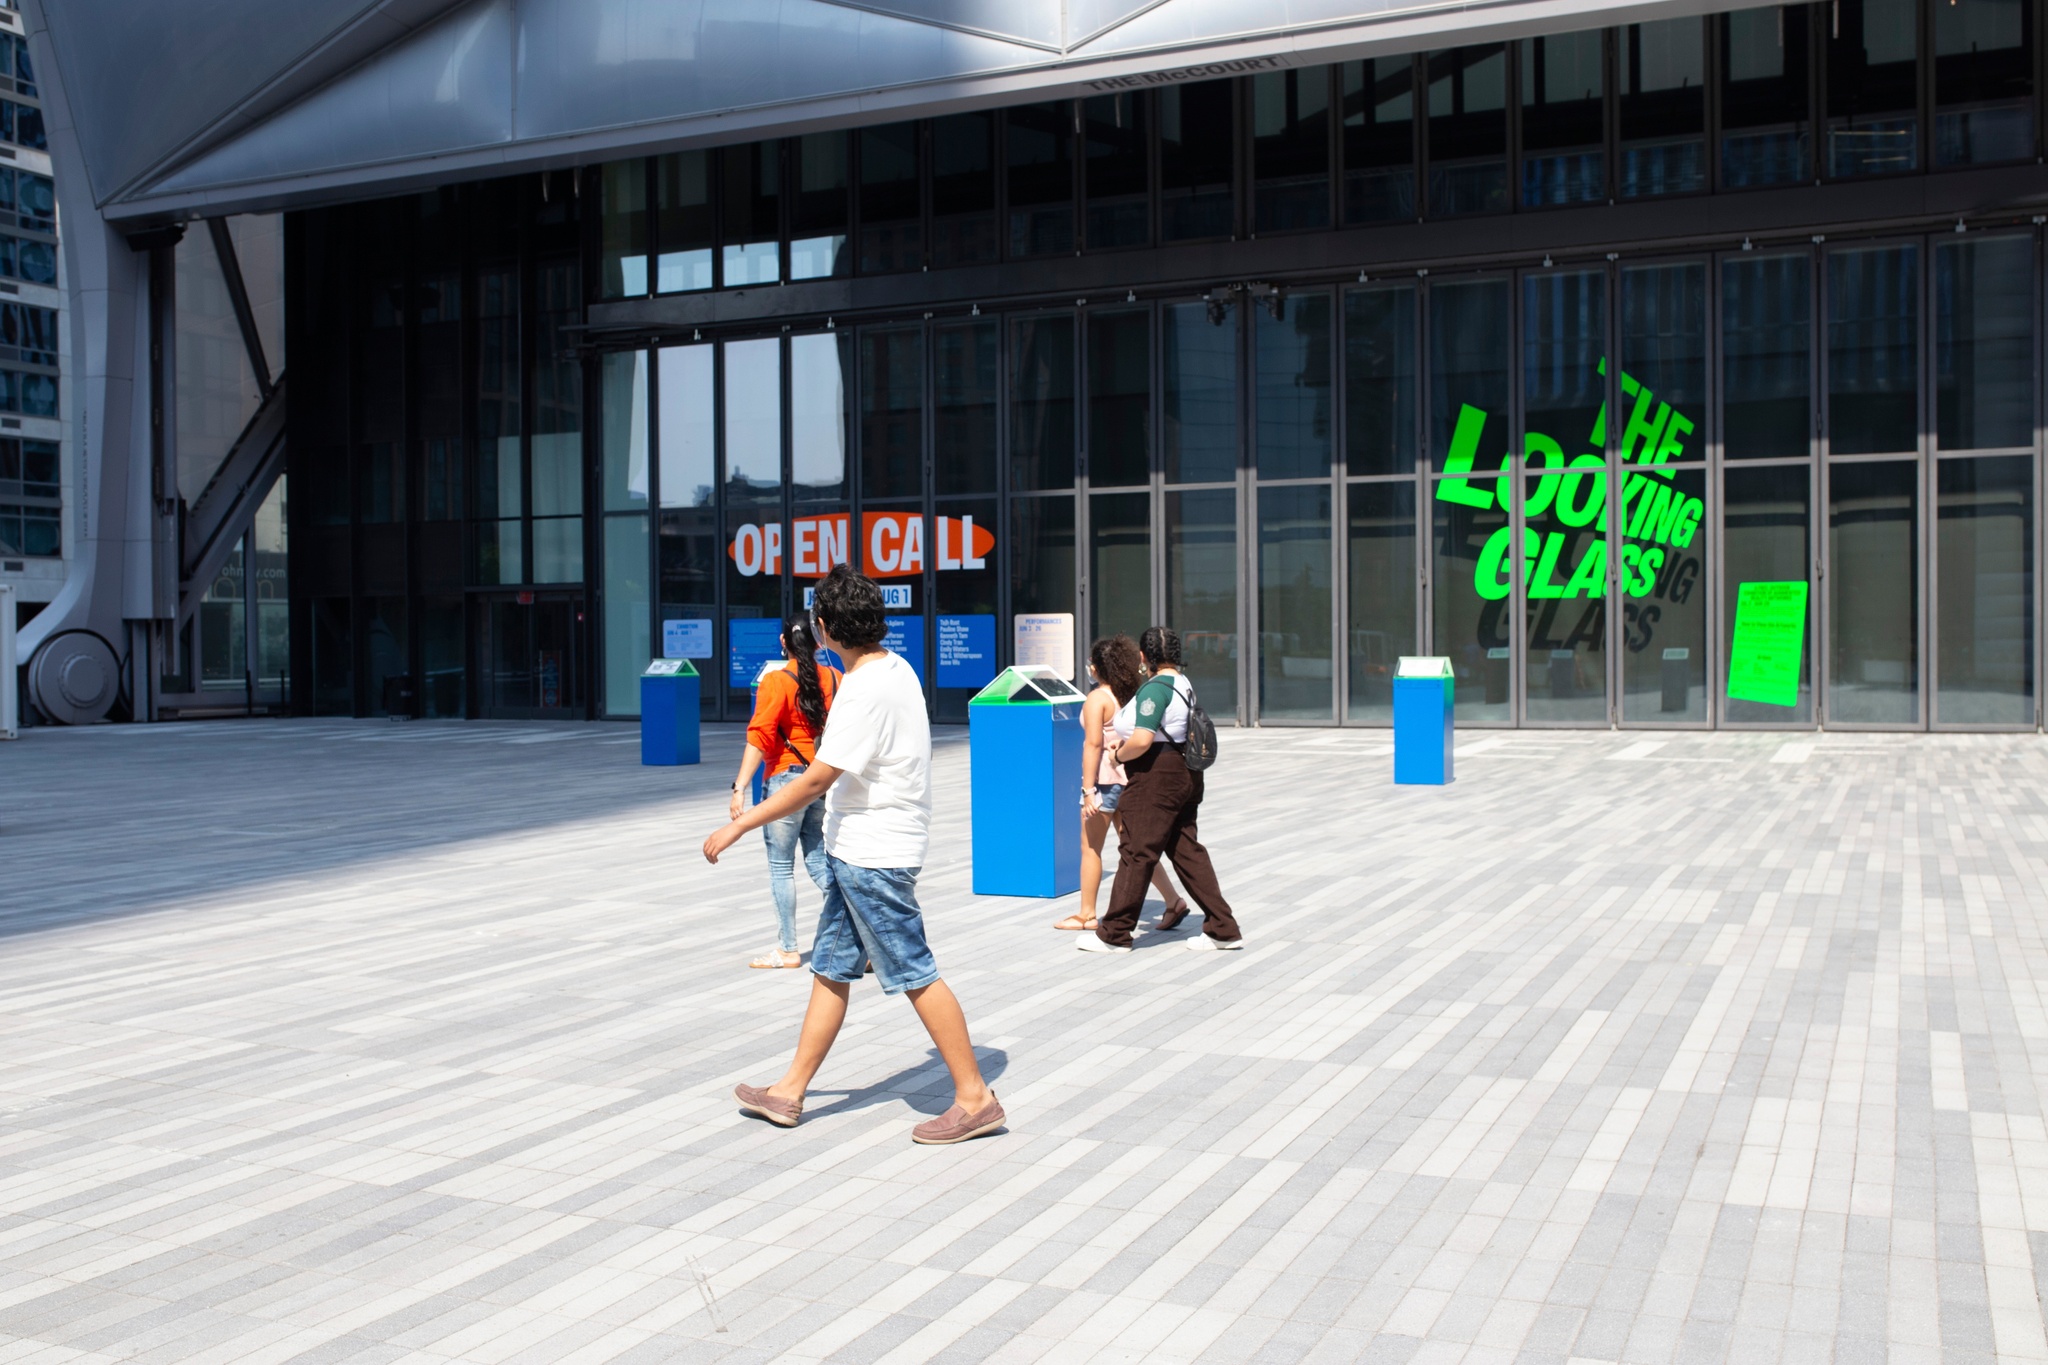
[1097,742,1241,946]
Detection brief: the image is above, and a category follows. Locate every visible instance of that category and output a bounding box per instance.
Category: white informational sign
[643,659,687,677]
[662,618,713,659]
[1013,612,1075,681]
[1395,655,1454,678]
[801,584,914,611]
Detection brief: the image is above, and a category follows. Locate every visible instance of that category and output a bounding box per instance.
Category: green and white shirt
[1113,672,1191,744]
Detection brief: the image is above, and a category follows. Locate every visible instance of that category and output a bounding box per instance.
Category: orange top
[746,661,842,777]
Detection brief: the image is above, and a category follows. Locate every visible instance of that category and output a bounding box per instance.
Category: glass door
[476,592,587,718]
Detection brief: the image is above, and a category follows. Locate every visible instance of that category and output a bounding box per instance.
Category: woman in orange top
[730,616,841,969]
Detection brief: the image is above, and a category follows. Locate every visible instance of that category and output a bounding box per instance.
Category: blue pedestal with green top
[1392,656,1454,785]
[969,665,1086,897]
[640,660,701,766]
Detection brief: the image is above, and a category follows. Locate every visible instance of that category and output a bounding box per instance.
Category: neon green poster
[1727,581,1807,707]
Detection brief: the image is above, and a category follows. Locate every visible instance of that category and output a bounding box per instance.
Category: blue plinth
[641,672,701,766]
[1393,675,1454,785]
[969,700,1083,897]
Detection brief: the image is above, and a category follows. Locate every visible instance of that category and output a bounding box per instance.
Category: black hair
[1138,626,1182,670]
[812,564,888,649]
[783,615,828,737]
[1089,634,1145,705]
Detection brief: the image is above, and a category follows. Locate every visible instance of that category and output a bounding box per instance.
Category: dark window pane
[860,327,923,499]
[1427,45,1508,216]
[475,265,521,517]
[358,442,404,524]
[1084,94,1149,250]
[1429,277,1510,469]
[311,598,352,715]
[1256,292,1333,479]
[791,133,849,281]
[1936,455,2034,723]
[601,159,647,297]
[935,321,997,495]
[1258,484,1334,720]
[1011,495,1075,617]
[1167,488,1238,715]
[1620,19,1706,197]
[1090,491,1151,642]
[1621,261,1708,446]
[1007,102,1075,257]
[1087,309,1150,487]
[1721,7,1812,186]
[1164,300,1238,484]
[1828,459,1919,722]
[1724,463,1814,722]
[1827,0,1920,176]
[1341,58,1416,224]
[1344,284,1418,477]
[1937,235,2034,450]
[1520,32,1606,206]
[721,143,780,286]
[1935,0,2033,165]
[420,597,465,718]
[655,151,713,292]
[1160,80,1235,242]
[931,112,996,267]
[532,259,582,517]
[1828,244,1919,454]
[933,495,999,721]
[1011,315,1075,491]
[860,123,923,274]
[1252,69,1332,231]
[1523,269,1607,456]
[1724,252,1811,458]
[1347,480,1417,722]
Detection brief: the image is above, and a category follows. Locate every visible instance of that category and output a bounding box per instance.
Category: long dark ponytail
[785,615,829,737]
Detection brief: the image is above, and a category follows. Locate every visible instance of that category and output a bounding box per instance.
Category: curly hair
[1088,634,1146,705]
[812,563,888,649]
[1138,626,1183,670]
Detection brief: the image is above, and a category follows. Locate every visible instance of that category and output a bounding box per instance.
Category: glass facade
[285,6,2048,733]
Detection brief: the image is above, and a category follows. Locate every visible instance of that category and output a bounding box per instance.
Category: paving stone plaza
[5,720,2048,1363]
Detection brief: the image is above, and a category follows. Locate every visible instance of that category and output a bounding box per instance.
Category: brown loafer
[911,1094,1006,1145]
[735,1083,802,1128]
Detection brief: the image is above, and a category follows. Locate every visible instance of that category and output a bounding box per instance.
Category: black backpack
[1173,675,1219,771]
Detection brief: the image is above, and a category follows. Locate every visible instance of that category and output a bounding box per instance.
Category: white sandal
[749,949,801,969]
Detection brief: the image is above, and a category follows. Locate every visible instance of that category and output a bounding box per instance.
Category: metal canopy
[33,0,1743,222]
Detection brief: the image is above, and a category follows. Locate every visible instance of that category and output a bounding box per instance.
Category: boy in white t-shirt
[703,565,1003,1145]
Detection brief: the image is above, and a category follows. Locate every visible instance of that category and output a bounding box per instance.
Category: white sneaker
[1186,935,1243,952]
[1077,935,1132,954]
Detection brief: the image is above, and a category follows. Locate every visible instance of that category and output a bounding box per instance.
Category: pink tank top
[1097,722,1127,786]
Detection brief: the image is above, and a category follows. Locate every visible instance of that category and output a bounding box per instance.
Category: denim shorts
[811,855,940,995]
[1094,783,1125,813]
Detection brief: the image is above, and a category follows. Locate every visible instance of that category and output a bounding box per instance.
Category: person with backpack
[1080,625,1242,954]
[729,616,841,970]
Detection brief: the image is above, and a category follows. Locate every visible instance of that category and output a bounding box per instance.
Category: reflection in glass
[1255,293,1332,479]
[663,343,720,509]
[1522,455,1612,725]
[935,496,1000,721]
[1828,459,1918,723]
[1935,0,2033,165]
[860,124,922,274]
[1088,309,1150,487]
[532,260,582,517]
[1011,495,1076,618]
[1345,284,1417,477]
[1827,0,1919,177]
[1348,481,1416,723]
[725,337,782,496]
[419,596,462,717]
[532,518,581,583]
[1165,301,1238,484]
[1622,262,1707,427]
[1721,7,1812,186]
[1168,489,1238,717]
[1259,484,1333,720]
[199,537,245,690]
[934,322,997,495]
[1160,80,1235,241]
[661,499,719,714]
[1619,19,1706,196]
[1091,492,1151,644]
[1723,253,1811,459]
[859,327,922,499]
[1012,316,1075,491]
[1432,487,1512,722]
[1621,464,1707,722]
[721,143,780,286]
[790,333,849,501]
[1084,95,1148,249]
[1426,45,1508,215]
[476,266,521,517]
[725,502,783,705]
[655,151,713,292]
[311,597,352,715]
[359,442,403,524]
[1253,70,1332,231]
[791,133,849,280]
[1341,58,1416,223]
[603,349,649,511]
[1828,244,1919,454]
[1937,235,2033,451]
[604,515,650,717]
[1523,269,1606,455]
[1429,277,1510,466]
[1520,32,1606,206]
[1936,456,2034,724]
[1724,464,1813,723]
[1007,102,1075,258]
[932,113,997,267]
[601,159,646,296]
[366,597,408,717]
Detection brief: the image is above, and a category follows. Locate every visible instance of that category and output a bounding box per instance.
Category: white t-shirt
[815,651,932,869]
[1113,672,1192,744]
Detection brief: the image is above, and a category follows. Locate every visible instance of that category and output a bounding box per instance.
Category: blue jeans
[761,766,830,953]
[811,856,940,995]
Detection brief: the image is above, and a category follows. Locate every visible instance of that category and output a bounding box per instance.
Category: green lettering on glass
[1472,525,1534,601]
[1728,581,1808,708]
[1527,531,1570,598]
[1437,404,1498,509]
[1521,433,1566,516]
[1563,537,1608,597]
[1554,455,1606,528]
[1619,385,1672,464]
[1654,412,1695,463]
